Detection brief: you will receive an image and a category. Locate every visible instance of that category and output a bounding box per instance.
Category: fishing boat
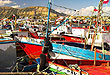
[14,0,110,60]
[20,14,110,50]
[15,36,110,60]
[15,36,43,59]
[51,19,110,46]
[35,54,110,75]
[19,24,65,42]
[61,26,110,46]
[46,58,110,75]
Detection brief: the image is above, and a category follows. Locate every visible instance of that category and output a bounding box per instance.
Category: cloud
[0,0,13,6]
[55,6,110,16]
[13,2,17,4]
[102,6,110,16]
[103,6,110,12]
[79,6,95,16]
[11,5,20,8]
[55,8,77,15]
[23,3,26,5]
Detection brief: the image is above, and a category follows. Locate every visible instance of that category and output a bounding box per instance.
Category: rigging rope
[52,3,79,16]
[32,44,64,75]
[58,44,92,60]
[53,4,76,11]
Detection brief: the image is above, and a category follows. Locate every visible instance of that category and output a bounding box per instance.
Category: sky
[0,0,100,9]
[0,0,110,16]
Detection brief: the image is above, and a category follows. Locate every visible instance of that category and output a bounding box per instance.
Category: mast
[46,0,52,38]
[90,0,104,51]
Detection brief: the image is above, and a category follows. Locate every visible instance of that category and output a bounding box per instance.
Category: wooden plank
[94,48,96,66]
[0,72,47,75]
[0,40,15,42]
[107,62,109,67]
[0,72,33,75]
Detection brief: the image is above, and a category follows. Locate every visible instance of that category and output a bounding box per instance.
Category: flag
[103,0,109,4]
[94,7,98,11]
[12,14,15,17]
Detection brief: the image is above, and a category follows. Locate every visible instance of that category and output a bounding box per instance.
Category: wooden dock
[0,72,33,75]
[0,72,47,75]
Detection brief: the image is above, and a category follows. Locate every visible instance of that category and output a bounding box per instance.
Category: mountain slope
[0,6,66,18]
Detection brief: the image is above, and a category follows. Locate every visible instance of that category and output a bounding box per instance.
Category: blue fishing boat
[52,43,110,60]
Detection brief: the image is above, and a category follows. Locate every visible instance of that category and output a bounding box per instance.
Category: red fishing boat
[35,53,110,75]
[47,58,110,75]
[62,27,88,43]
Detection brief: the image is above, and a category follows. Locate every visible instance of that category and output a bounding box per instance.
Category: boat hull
[63,35,85,43]
[52,43,110,60]
[18,43,42,59]
[47,59,110,75]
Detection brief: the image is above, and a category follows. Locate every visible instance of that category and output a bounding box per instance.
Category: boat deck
[80,66,110,75]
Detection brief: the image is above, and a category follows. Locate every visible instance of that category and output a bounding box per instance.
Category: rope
[60,44,93,60]
[41,44,63,72]
[44,44,89,75]
[52,3,79,16]
[12,42,89,74]
[11,49,43,72]
[48,54,88,75]
[32,44,63,75]
[53,4,76,11]
[17,36,42,58]
[15,37,90,74]
[11,62,19,72]
[62,57,88,75]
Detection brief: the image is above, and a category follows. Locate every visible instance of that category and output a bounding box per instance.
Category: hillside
[0,6,66,18]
